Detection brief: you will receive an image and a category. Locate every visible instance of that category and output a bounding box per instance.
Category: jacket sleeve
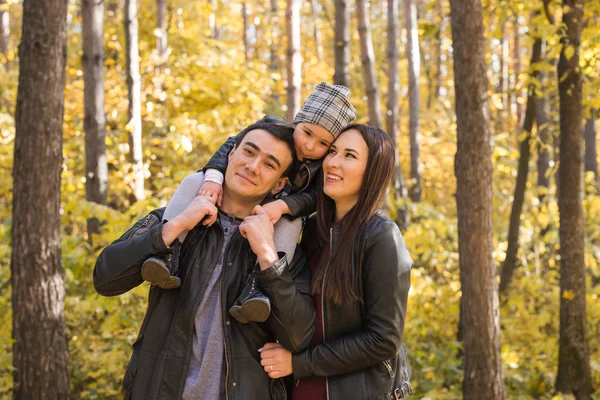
[201,135,238,175]
[281,186,317,218]
[291,221,412,379]
[256,247,317,352]
[93,210,170,297]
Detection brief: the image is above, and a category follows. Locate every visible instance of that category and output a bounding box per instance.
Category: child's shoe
[141,240,182,289]
[229,272,271,323]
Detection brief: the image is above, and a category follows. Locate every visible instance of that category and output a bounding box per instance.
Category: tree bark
[499,37,543,296]
[242,3,249,61]
[356,0,382,128]
[11,0,70,397]
[83,0,108,239]
[0,0,9,72]
[387,0,408,229]
[404,0,422,202]
[311,0,324,61]
[286,0,301,121]
[449,0,506,398]
[125,0,145,202]
[334,0,351,87]
[584,110,598,190]
[555,1,592,397]
[156,0,167,63]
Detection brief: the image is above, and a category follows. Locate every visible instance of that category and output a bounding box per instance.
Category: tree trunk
[210,0,219,39]
[404,0,422,202]
[449,0,506,398]
[11,0,70,397]
[584,110,598,190]
[125,0,145,202]
[242,3,249,61]
[311,0,324,61]
[286,0,301,121]
[270,0,279,71]
[0,0,9,72]
[513,15,523,126]
[536,42,551,199]
[387,0,408,229]
[334,0,351,87]
[156,0,167,63]
[356,0,382,128]
[499,37,543,296]
[83,0,108,240]
[555,1,592,397]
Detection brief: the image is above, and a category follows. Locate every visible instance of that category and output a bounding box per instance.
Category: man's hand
[162,196,218,246]
[239,205,279,270]
[259,342,293,379]
[199,180,223,206]
[260,200,291,225]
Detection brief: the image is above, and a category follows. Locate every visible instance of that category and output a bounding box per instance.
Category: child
[141,82,357,323]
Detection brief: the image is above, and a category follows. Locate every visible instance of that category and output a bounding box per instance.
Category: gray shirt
[183,213,241,400]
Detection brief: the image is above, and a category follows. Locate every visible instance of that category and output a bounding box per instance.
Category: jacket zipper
[321,228,333,400]
[383,359,395,378]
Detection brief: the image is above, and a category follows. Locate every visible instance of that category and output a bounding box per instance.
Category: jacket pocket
[122,333,144,398]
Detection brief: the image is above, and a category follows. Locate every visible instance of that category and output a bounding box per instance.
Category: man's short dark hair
[234,119,298,178]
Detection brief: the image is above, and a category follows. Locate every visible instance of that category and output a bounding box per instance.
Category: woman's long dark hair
[311,124,396,304]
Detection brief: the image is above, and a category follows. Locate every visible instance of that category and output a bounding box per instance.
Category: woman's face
[322,128,369,207]
[293,122,334,162]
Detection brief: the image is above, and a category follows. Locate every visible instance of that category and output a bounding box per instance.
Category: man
[93,121,316,400]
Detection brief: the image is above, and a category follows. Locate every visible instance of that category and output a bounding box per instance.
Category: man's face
[224,129,293,203]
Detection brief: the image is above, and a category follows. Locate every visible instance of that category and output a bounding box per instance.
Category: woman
[259,124,413,399]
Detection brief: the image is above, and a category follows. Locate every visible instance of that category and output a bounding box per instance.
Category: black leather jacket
[203,119,322,218]
[292,212,413,400]
[93,208,316,400]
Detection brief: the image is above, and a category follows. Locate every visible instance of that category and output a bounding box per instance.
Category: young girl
[141,82,357,324]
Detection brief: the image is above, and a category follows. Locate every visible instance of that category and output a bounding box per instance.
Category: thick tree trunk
[536,43,551,199]
[499,38,543,296]
[311,0,324,61]
[555,1,592,397]
[387,0,408,229]
[125,0,145,202]
[269,0,279,71]
[11,0,70,397]
[357,0,382,128]
[404,0,422,202]
[449,0,506,398]
[334,0,351,87]
[0,0,9,72]
[286,0,301,121]
[242,3,249,61]
[156,0,167,63]
[82,0,108,239]
[584,110,598,190]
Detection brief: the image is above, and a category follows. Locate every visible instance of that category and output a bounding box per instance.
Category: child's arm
[279,187,317,218]
[203,135,237,175]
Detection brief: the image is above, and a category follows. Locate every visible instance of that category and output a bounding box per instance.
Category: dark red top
[292,257,327,400]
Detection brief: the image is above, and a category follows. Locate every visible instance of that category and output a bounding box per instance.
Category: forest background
[0,0,599,398]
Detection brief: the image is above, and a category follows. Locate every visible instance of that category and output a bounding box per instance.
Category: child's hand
[199,180,223,206]
[259,200,290,225]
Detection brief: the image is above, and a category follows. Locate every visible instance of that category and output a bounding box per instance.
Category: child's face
[293,123,334,162]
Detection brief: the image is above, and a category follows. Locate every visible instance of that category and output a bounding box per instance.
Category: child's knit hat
[293,82,357,138]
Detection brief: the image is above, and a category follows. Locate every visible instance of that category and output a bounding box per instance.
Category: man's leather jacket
[93,207,316,400]
[293,212,413,399]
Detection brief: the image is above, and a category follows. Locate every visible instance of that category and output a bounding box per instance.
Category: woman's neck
[334,198,357,222]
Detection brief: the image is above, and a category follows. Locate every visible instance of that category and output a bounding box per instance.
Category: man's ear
[270,177,289,196]
[228,144,238,160]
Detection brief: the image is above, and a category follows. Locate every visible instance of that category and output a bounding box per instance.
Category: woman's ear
[270,177,289,196]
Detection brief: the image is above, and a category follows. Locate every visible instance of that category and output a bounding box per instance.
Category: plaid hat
[293,82,357,138]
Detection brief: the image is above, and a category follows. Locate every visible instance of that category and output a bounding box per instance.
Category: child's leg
[163,171,205,242]
[273,217,303,264]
